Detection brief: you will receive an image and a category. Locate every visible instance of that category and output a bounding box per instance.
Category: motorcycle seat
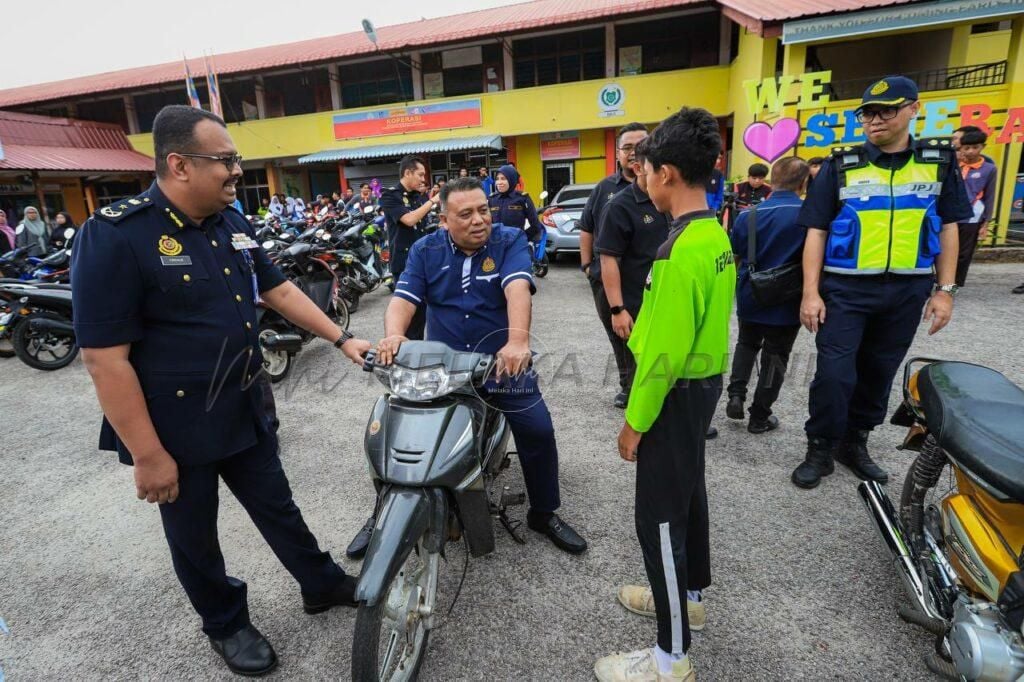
[918,362,1024,502]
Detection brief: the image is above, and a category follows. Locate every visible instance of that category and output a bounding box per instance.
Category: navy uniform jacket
[71,181,287,467]
[488,191,541,242]
[394,226,535,355]
[379,185,429,276]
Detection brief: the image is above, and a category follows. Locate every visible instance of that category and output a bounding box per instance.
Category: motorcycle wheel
[352,541,439,682]
[332,291,352,329]
[12,312,78,370]
[532,255,549,279]
[258,327,293,384]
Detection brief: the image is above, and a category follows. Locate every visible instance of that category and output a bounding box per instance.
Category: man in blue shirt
[478,165,496,196]
[370,176,587,554]
[726,157,808,434]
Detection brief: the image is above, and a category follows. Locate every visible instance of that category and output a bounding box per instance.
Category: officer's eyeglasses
[855,102,914,124]
[618,144,637,152]
[178,152,243,171]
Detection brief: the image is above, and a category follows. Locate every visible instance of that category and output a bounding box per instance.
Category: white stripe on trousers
[659,521,684,655]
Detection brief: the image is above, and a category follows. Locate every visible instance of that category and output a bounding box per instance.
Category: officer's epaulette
[830,144,868,170]
[915,137,955,164]
[93,195,154,224]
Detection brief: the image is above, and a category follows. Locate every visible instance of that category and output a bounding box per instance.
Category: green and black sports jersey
[626,209,736,433]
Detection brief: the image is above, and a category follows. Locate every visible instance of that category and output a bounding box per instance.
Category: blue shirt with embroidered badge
[394,225,535,355]
[71,181,287,466]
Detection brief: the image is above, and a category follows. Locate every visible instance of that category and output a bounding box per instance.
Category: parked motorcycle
[860,358,1024,680]
[351,341,527,680]
[269,238,350,337]
[0,283,77,370]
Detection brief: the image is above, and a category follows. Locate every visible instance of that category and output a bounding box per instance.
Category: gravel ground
[1,261,1022,681]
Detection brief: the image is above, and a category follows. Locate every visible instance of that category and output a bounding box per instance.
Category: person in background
[284,196,297,220]
[347,183,377,214]
[315,194,333,219]
[479,166,495,196]
[268,196,283,219]
[725,157,809,434]
[15,206,50,256]
[0,209,15,255]
[488,164,542,242]
[50,211,76,250]
[257,197,271,218]
[734,163,771,208]
[458,166,469,178]
[294,197,307,219]
[807,157,824,180]
[705,152,724,213]
[954,127,998,288]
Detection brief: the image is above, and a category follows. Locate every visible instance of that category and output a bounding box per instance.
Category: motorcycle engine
[949,599,1024,681]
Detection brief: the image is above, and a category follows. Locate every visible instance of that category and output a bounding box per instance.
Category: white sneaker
[616,585,706,631]
[593,648,695,681]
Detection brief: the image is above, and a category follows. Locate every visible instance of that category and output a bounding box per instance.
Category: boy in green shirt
[595,107,735,682]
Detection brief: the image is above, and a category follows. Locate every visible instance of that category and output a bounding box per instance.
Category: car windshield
[555,188,593,202]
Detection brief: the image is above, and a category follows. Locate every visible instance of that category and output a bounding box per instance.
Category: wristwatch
[934,284,959,297]
[609,305,626,315]
[334,330,354,349]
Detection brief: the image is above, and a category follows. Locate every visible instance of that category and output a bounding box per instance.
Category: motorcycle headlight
[341,253,355,264]
[375,364,472,401]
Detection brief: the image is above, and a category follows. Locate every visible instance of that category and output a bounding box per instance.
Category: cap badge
[870,80,889,95]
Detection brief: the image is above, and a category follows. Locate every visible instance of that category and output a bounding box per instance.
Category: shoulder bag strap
[746,204,758,272]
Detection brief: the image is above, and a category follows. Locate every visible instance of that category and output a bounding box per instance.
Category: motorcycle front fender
[355,486,446,607]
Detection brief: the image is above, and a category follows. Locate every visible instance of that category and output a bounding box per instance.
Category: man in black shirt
[580,122,648,407]
[596,137,669,407]
[734,163,772,208]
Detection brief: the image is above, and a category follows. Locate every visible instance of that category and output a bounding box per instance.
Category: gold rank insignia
[158,234,183,256]
[164,207,185,228]
[482,257,496,273]
[870,80,889,95]
[643,214,654,224]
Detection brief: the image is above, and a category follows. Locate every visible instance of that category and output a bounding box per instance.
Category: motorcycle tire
[12,311,79,371]
[351,541,437,682]
[344,292,361,314]
[533,255,549,279]
[258,326,293,384]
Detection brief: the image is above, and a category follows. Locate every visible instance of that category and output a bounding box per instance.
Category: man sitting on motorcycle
[349,176,588,556]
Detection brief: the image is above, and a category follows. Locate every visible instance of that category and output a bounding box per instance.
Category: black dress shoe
[1013,282,1024,294]
[725,396,745,420]
[527,512,588,554]
[705,426,718,440]
[302,574,359,614]
[209,624,277,677]
[792,437,835,489]
[613,392,628,409]
[346,515,376,559]
[748,414,779,434]
[835,430,888,484]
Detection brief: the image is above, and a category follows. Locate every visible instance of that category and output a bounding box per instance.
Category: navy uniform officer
[365,176,588,554]
[71,106,372,676]
[487,164,542,242]
[379,155,440,341]
[793,76,971,490]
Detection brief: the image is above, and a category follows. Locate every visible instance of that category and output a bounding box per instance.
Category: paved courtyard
[1,261,1022,680]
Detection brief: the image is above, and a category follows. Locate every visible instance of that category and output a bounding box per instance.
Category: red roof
[719,0,918,22]
[0,110,152,172]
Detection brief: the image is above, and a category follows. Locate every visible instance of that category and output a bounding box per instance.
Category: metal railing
[827,61,1007,101]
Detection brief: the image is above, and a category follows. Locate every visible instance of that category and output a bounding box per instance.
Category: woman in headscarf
[487,165,542,242]
[50,211,76,250]
[269,195,284,218]
[284,196,296,220]
[293,197,306,218]
[0,209,15,255]
[15,206,50,256]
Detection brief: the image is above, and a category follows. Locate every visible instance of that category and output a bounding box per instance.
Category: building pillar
[123,95,140,135]
[782,44,806,77]
[719,13,733,66]
[84,184,98,214]
[605,23,616,78]
[726,30,779,181]
[948,24,972,69]
[502,41,514,91]
[605,129,617,176]
[255,76,267,119]
[410,52,423,100]
[992,16,1024,245]
[327,64,342,110]
[337,162,349,193]
[265,162,279,196]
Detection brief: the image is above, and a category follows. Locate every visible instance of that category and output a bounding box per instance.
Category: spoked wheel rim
[332,291,351,330]
[26,333,74,363]
[376,546,439,681]
[258,329,289,379]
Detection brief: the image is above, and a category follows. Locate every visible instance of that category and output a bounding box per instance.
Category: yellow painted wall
[575,158,607,186]
[61,180,88,224]
[514,128,614,195]
[967,30,1012,65]
[727,30,778,181]
[515,133,542,195]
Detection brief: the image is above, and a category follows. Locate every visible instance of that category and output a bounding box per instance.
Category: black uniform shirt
[379,184,429,276]
[580,169,632,281]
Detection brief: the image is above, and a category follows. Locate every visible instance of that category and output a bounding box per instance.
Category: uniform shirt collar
[630,182,652,204]
[445,228,488,256]
[864,136,915,165]
[669,208,717,233]
[766,190,800,200]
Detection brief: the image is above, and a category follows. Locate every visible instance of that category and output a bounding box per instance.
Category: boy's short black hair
[960,128,988,146]
[399,155,425,177]
[643,108,720,187]
[439,177,484,212]
[634,136,652,164]
[748,163,769,178]
[359,182,370,189]
[152,105,227,177]
[955,125,982,135]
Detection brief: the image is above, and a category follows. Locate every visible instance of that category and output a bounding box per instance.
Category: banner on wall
[540,132,581,161]
[333,99,481,140]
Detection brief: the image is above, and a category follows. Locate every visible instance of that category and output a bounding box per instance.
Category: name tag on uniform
[230,233,259,250]
[160,255,193,266]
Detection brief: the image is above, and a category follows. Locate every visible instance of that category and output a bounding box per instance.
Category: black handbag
[746,204,803,307]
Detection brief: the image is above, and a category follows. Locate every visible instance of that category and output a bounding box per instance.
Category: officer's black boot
[791,437,835,489]
[835,429,888,484]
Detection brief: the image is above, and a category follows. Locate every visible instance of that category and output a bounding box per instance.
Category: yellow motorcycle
[859,358,1024,681]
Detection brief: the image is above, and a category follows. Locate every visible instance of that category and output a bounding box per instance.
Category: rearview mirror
[15,224,24,235]
[539,190,549,201]
[363,205,374,214]
[63,227,76,240]
[262,240,275,250]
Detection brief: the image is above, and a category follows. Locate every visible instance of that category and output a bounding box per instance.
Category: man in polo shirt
[370,176,588,554]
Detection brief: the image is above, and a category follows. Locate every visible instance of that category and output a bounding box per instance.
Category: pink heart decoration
[743,118,801,163]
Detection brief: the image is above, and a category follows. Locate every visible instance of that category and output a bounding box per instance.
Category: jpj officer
[793,75,971,489]
[71,105,371,676]
[488,164,542,242]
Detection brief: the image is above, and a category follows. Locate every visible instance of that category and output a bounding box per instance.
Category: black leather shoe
[346,515,375,559]
[726,396,745,420]
[748,414,779,434]
[527,512,588,554]
[613,392,628,409]
[705,426,718,440]
[302,574,359,614]
[209,624,277,677]
[835,430,889,484]
[1013,282,1024,294]
[791,437,835,489]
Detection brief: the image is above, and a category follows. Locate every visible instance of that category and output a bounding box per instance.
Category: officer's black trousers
[727,321,800,420]
[589,279,633,393]
[805,274,932,441]
[635,376,720,656]
[158,432,346,639]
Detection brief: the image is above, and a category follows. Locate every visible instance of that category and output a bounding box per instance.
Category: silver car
[540,183,595,258]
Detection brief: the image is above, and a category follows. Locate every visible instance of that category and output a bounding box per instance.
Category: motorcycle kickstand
[491,484,527,545]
